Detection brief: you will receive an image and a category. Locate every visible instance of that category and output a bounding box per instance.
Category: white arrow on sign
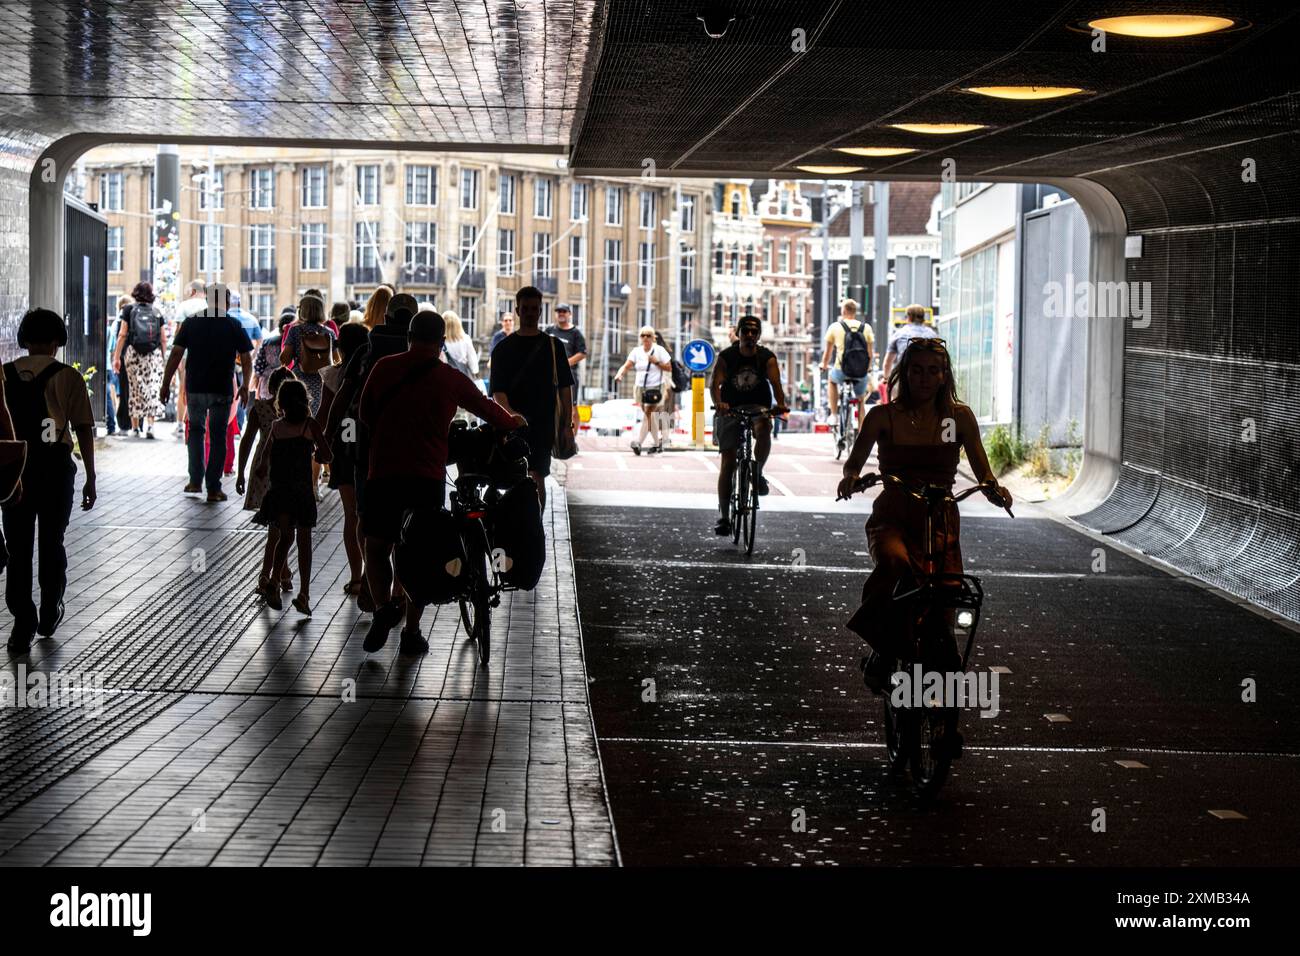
[688,344,710,367]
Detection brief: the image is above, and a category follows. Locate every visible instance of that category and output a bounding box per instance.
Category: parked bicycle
[839,471,1013,798]
[448,467,499,667]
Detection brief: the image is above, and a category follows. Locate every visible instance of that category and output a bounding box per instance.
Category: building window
[249,167,275,209]
[745,247,755,276]
[356,164,379,206]
[730,247,739,276]
[404,221,437,268]
[605,186,623,226]
[638,242,655,288]
[730,192,741,218]
[571,182,589,221]
[498,228,515,276]
[300,223,326,271]
[107,226,124,272]
[405,164,437,206]
[253,293,274,320]
[778,299,789,325]
[458,295,479,337]
[499,172,516,214]
[638,307,654,328]
[764,238,774,272]
[604,239,623,284]
[778,240,789,274]
[198,168,223,210]
[712,297,723,325]
[639,191,657,230]
[534,233,552,278]
[714,245,723,272]
[301,165,327,208]
[460,224,478,269]
[779,188,790,217]
[147,171,156,211]
[197,225,223,275]
[680,195,695,232]
[99,172,124,211]
[534,177,553,219]
[680,253,696,292]
[569,236,584,282]
[354,221,379,269]
[249,224,274,270]
[460,168,480,210]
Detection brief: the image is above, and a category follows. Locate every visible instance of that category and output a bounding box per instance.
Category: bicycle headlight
[956,610,974,628]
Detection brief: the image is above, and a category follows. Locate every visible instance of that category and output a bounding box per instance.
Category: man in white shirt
[882,304,939,387]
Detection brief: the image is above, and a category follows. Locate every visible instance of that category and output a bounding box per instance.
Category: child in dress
[250,379,332,614]
[237,367,294,596]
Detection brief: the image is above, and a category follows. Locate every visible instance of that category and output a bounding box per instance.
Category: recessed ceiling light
[889,123,987,135]
[1087,14,1236,38]
[965,86,1085,100]
[834,147,918,157]
[796,165,863,175]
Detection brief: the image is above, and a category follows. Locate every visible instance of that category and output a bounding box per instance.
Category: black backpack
[3,361,66,468]
[128,303,162,354]
[839,319,871,379]
[670,357,691,393]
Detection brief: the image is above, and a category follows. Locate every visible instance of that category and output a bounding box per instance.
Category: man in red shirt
[358,310,524,654]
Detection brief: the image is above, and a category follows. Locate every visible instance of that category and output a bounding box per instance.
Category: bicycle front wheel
[743,460,759,555]
[882,661,916,776]
[459,521,494,667]
[910,708,957,799]
[733,464,746,545]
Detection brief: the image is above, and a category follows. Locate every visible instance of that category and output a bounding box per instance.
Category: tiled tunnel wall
[1074,125,1300,622]
[0,131,45,361]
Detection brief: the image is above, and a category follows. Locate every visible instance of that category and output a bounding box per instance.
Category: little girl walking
[237,366,294,595]
[250,378,332,614]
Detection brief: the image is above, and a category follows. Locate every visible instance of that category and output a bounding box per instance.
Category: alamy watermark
[0,666,107,716]
[1043,275,1151,328]
[889,664,1000,718]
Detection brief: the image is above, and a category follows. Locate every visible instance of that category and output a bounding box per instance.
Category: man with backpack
[820,298,874,427]
[159,283,254,502]
[1,309,97,654]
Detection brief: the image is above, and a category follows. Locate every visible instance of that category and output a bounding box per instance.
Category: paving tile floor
[0,428,616,866]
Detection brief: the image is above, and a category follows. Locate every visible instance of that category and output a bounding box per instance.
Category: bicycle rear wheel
[910,708,957,798]
[743,460,759,555]
[882,660,916,775]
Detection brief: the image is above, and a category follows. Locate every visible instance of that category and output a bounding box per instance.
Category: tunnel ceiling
[0,0,602,149]
[571,0,1300,180]
[0,1,1295,177]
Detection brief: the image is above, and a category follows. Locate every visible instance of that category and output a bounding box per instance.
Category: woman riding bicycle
[835,337,1012,692]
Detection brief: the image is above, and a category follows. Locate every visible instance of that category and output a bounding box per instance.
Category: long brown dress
[846,403,962,657]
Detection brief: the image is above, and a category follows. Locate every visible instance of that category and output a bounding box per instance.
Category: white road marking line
[696,454,718,472]
[764,473,796,497]
[614,455,628,471]
[787,458,811,474]
[661,463,673,471]
[570,462,584,470]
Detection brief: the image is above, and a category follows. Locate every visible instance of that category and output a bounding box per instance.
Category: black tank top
[718,344,774,407]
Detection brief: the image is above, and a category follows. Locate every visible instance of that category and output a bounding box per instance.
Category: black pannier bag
[486,477,545,590]
[395,506,467,606]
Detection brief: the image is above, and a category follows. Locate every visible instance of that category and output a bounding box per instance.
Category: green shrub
[986,424,1027,476]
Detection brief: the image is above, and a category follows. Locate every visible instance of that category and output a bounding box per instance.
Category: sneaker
[206,490,228,503]
[292,594,312,616]
[363,600,405,653]
[7,620,34,655]
[714,516,731,536]
[132,427,140,438]
[265,588,282,611]
[630,442,641,456]
[399,626,429,655]
[36,600,65,638]
[861,652,891,695]
[280,576,293,593]
[145,428,155,440]
[183,482,202,494]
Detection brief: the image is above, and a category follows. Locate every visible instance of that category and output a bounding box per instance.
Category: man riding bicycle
[835,336,1012,692]
[820,298,873,428]
[712,314,788,536]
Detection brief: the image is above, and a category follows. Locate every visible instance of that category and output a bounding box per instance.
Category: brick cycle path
[0,426,616,866]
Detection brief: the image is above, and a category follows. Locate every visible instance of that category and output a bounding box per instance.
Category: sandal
[343,578,366,595]
[256,574,271,597]
[265,588,283,611]
[280,576,293,593]
[292,594,312,616]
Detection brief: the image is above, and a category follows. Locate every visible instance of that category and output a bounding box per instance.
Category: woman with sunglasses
[836,336,1012,692]
[613,326,673,455]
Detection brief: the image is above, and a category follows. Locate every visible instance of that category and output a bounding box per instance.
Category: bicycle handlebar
[838,471,1014,517]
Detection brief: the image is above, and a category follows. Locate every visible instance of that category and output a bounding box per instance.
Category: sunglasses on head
[908,337,947,351]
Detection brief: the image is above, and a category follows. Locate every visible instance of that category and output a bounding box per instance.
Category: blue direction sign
[682,339,715,373]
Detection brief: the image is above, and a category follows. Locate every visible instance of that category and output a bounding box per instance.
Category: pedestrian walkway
[0,431,617,866]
